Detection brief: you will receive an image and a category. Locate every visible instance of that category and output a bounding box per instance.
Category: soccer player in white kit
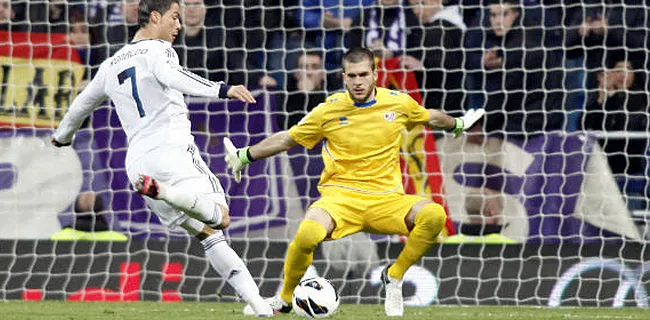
[52,0,273,316]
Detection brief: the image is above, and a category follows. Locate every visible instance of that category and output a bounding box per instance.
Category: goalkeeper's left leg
[387,201,446,280]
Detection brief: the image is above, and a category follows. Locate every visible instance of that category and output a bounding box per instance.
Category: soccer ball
[292,277,340,318]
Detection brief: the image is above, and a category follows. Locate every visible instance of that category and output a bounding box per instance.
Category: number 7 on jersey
[118,67,145,117]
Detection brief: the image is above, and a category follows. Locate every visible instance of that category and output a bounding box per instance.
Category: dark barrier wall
[1,240,649,307]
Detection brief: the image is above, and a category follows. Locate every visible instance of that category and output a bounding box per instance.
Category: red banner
[376,57,455,236]
[0,30,85,128]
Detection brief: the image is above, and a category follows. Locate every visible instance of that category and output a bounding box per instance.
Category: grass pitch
[3,301,650,320]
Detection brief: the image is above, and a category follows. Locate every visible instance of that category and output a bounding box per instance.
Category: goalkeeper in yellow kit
[226,47,484,316]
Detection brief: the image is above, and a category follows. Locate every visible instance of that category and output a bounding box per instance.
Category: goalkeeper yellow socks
[389,203,446,280]
[280,219,327,304]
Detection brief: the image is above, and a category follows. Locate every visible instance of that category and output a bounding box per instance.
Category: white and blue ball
[292,277,339,318]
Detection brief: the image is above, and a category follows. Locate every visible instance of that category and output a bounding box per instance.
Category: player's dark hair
[489,0,521,12]
[303,49,324,61]
[138,0,180,28]
[342,47,375,72]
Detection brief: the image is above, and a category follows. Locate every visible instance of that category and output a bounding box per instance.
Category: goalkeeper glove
[223,137,254,183]
[451,108,485,137]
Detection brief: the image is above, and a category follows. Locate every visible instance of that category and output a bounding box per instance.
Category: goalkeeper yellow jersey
[288,87,430,194]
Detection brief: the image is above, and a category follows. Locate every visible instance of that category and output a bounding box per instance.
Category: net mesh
[1,0,650,307]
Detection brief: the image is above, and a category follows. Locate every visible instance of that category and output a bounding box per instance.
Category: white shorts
[126,143,227,229]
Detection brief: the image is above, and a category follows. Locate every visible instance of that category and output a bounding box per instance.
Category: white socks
[200,232,265,305]
[157,182,223,227]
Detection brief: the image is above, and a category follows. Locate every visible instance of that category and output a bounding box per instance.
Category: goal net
[1,0,650,307]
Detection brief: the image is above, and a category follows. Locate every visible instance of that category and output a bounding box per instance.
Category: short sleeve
[288,104,325,149]
[406,95,430,130]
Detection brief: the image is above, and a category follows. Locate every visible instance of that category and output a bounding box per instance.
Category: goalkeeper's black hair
[342,47,375,72]
[138,0,181,28]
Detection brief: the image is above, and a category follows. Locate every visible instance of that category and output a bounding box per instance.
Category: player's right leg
[130,143,230,229]
[280,207,335,304]
[365,195,447,316]
[134,174,229,229]
[243,207,335,315]
[127,145,270,316]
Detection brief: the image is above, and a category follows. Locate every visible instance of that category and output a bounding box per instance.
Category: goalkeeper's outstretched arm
[425,109,457,130]
[426,108,486,137]
[248,131,299,160]
[223,131,298,182]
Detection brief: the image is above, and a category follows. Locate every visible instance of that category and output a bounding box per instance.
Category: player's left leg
[388,200,446,280]
[180,217,273,317]
[131,143,229,229]
[139,196,271,317]
[385,200,445,316]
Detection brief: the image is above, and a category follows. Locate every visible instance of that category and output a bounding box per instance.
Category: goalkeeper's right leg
[243,218,328,315]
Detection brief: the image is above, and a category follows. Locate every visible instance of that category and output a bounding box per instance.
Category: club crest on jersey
[383,111,396,122]
[339,117,349,126]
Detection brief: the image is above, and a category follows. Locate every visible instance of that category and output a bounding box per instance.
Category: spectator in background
[300,0,374,70]
[51,192,128,241]
[233,0,280,89]
[253,0,304,89]
[464,0,564,137]
[345,0,421,61]
[104,0,140,56]
[407,0,466,115]
[174,0,246,84]
[0,0,14,24]
[279,50,343,129]
[278,51,330,210]
[581,56,649,178]
[561,0,650,130]
[67,10,94,83]
[0,0,27,31]
[566,0,650,74]
[28,0,79,33]
[223,0,278,89]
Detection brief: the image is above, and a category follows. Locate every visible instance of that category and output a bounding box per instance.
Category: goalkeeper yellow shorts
[310,186,427,240]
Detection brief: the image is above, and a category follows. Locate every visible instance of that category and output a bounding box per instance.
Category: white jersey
[54,39,228,152]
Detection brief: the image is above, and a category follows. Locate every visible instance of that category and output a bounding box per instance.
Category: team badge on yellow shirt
[383,111,396,122]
